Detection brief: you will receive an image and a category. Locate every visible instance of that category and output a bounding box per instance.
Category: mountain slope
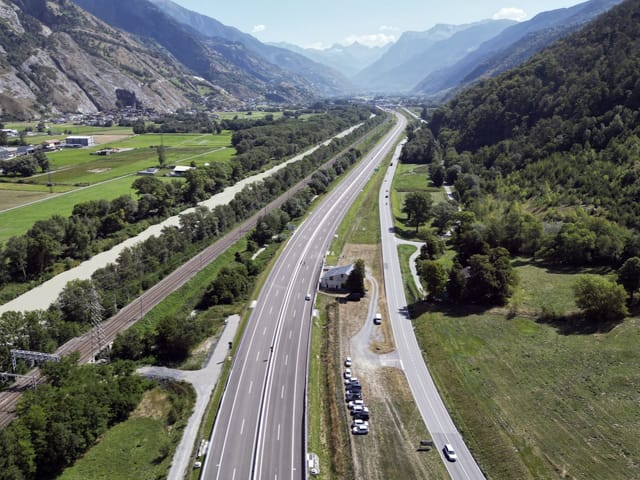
[414,0,623,96]
[429,0,640,226]
[0,0,204,119]
[73,0,328,104]
[354,20,515,93]
[145,0,351,95]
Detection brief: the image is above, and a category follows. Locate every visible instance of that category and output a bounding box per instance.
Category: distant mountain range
[270,42,391,78]
[352,19,516,93]
[0,0,625,119]
[413,0,624,97]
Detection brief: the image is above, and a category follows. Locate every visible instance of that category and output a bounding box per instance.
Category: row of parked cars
[343,357,370,435]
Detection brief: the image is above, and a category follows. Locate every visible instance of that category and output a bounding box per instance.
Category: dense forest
[425,0,640,228]
[396,0,640,314]
[407,0,640,271]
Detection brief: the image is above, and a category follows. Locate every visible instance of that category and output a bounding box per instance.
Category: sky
[171,0,586,49]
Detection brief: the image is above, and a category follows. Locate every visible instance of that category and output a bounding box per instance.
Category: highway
[379,144,486,479]
[203,111,407,480]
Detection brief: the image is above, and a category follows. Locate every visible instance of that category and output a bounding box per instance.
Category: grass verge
[59,382,196,480]
[397,244,420,305]
[414,262,640,479]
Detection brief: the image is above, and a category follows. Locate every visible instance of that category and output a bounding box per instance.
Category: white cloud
[252,24,266,33]
[379,25,398,32]
[492,7,527,21]
[344,33,396,47]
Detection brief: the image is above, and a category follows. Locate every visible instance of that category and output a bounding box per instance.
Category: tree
[447,261,467,301]
[417,260,447,300]
[345,259,366,296]
[430,164,445,187]
[34,151,49,172]
[431,201,457,235]
[4,236,29,281]
[617,257,640,300]
[402,192,433,233]
[156,146,166,168]
[418,230,445,260]
[573,275,628,322]
[53,280,97,324]
[465,247,517,305]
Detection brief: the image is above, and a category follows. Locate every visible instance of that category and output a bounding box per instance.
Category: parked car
[443,443,457,462]
[353,407,370,420]
[344,377,359,387]
[343,368,352,380]
[348,399,365,410]
[351,419,369,429]
[352,424,369,435]
[345,391,362,402]
[344,356,352,367]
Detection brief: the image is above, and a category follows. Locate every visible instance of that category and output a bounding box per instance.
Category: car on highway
[344,356,352,367]
[305,293,311,301]
[443,443,457,462]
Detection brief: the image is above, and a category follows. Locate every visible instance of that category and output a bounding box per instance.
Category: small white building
[65,135,95,147]
[319,264,354,291]
[169,165,194,177]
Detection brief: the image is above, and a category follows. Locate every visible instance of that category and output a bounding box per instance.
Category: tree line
[0,354,194,480]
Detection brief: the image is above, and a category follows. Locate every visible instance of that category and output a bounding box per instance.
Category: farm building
[65,136,95,147]
[319,264,354,290]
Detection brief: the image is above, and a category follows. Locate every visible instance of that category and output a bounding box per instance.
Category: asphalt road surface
[203,111,407,480]
[379,144,486,480]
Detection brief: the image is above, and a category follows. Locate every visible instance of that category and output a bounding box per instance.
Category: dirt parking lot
[333,244,447,480]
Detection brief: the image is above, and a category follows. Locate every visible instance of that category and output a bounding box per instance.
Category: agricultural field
[0,131,233,242]
[416,303,640,479]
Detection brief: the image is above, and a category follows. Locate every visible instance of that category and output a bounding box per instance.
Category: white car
[344,356,352,367]
[352,424,369,435]
[443,443,457,462]
[351,419,369,428]
[305,293,311,301]
[343,368,352,380]
[344,376,358,386]
[348,399,365,410]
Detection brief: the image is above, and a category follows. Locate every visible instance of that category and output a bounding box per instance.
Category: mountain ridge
[353,19,516,93]
[413,0,624,97]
